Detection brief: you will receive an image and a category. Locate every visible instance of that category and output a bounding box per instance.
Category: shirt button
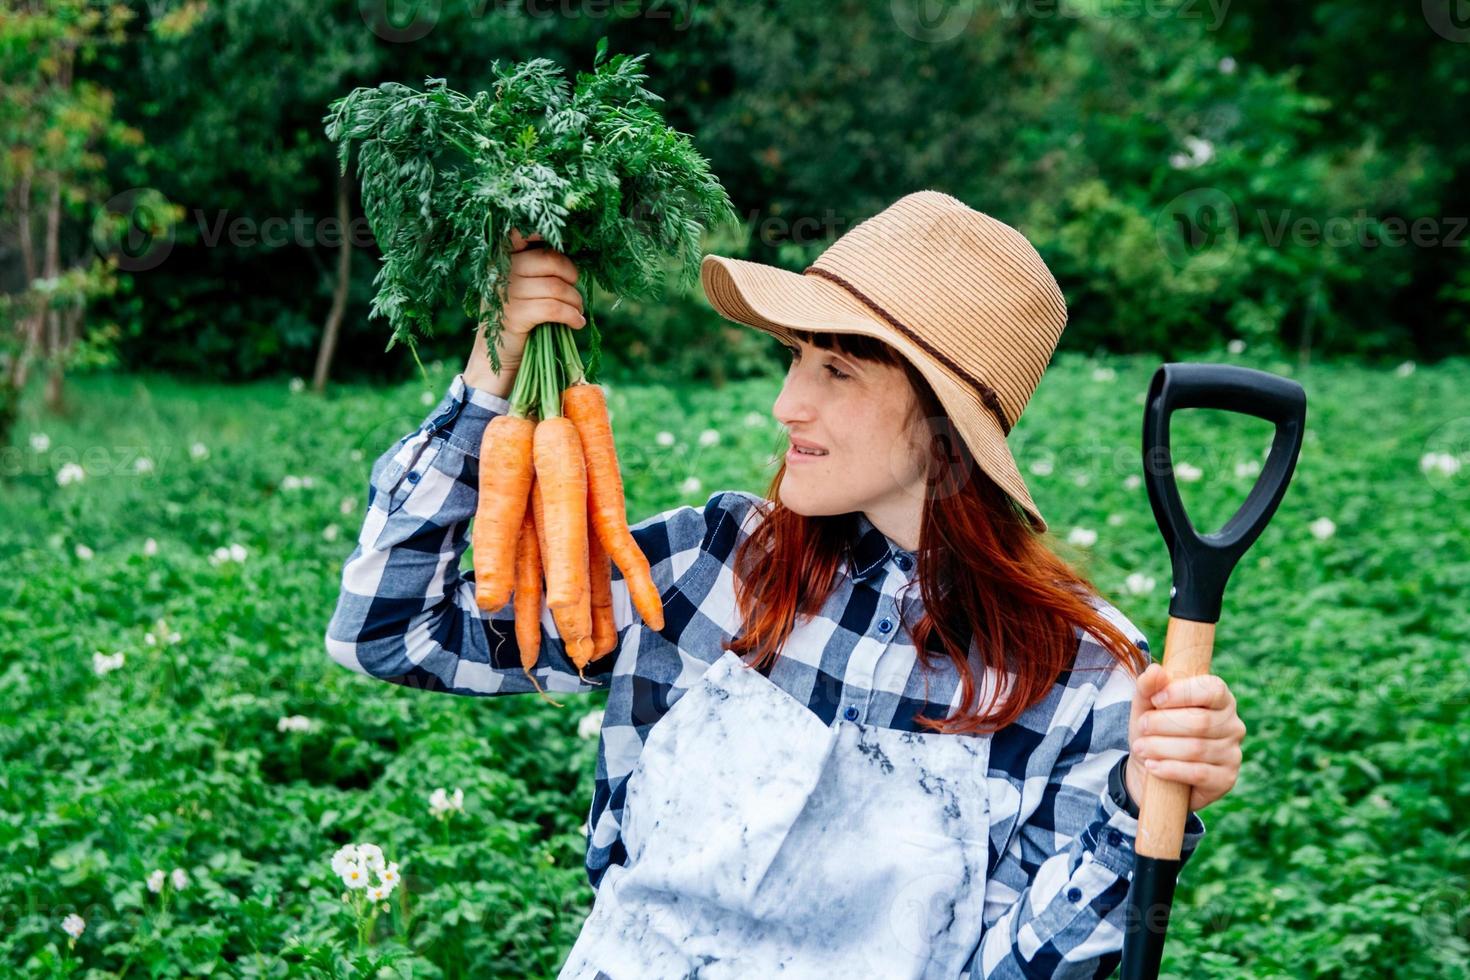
[1066,887,1082,903]
[406,471,421,484]
[843,705,859,722]
[1107,831,1123,848]
[878,618,893,634]
[895,554,912,571]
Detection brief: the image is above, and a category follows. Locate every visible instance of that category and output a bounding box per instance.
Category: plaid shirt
[326,373,1207,978]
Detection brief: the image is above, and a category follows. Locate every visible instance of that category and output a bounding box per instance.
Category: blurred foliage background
[4,0,1469,427]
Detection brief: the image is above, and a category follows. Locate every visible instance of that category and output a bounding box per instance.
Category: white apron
[558,648,992,979]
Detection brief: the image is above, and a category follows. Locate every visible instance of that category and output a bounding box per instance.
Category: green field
[3,350,1467,977]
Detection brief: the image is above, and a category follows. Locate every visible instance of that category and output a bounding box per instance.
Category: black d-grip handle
[1142,363,1307,624]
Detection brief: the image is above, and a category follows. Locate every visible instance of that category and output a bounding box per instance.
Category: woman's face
[772,336,932,548]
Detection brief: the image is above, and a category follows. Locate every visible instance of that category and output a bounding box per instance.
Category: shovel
[1120,362,1307,980]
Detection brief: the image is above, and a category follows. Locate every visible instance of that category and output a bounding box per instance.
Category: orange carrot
[532,416,589,613]
[562,382,665,631]
[569,527,596,673]
[514,489,563,708]
[531,454,595,678]
[473,414,536,611]
[586,487,618,662]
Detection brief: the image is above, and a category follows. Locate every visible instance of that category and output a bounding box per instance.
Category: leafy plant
[323,38,740,380]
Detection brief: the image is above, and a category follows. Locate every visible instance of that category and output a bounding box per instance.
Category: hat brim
[700,254,1048,534]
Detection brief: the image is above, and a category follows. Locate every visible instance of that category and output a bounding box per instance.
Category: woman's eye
[824,364,850,380]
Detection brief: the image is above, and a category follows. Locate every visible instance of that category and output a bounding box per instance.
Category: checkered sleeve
[324,373,685,698]
[969,633,1207,979]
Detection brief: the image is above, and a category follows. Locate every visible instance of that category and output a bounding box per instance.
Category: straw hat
[700,189,1068,534]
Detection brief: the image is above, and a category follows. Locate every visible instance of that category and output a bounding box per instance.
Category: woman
[326,191,1246,978]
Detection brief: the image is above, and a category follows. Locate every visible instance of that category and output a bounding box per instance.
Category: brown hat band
[801,265,1012,435]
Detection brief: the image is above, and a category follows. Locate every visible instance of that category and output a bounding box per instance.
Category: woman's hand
[1126,662,1246,812]
[464,228,586,388]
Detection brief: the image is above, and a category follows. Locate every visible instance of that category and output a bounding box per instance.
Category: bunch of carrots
[470,306,664,705]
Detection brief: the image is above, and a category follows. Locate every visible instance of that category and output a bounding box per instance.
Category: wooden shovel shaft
[1136,616,1217,860]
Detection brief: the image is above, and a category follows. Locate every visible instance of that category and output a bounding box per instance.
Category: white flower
[1218,55,1237,74]
[1124,572,1156,596]
[1067,527,1098,548]
[428,787,465,819]
[655,431,675,447]
[229,543,248,563]
[1106,513,1125,527]
[339,496,355,515]
[380,862,401,888]
[339,861,369,889]
[356,843,385,874]
[1072,472,1090,487]
[578,709,605,739]
[350,448,364,462]
[61,914,85,940]
[743,411,765,428]
[323,524,341,543]
[281,475,301,491]
[93,651,126,676]
[1227,339,1246,354]
[1420,451,1462,477]
[75,544,94,561]
[134,456,155,474]
[367,884,389,901]
[277,715,314,733]
[1234,459,1261,479]
[420,391,435,406]
[1394,360,1416,378]
[289,377,305,393]
[1029,458,1054,477]
[1169,135,1215,170]
[1309,517,1337,540]
[143,537,158,557]
[1124,474,1142,490]
[29,432,50,453]
[331,844,360,878]
[1091,366,1116,382]
[147,869,166,893]
[1175,462,1203,482]
[697,428,720,447]
[679,476,702,495]
[56,462,85,486]
[190,441,209,460]
[170,868,188,890]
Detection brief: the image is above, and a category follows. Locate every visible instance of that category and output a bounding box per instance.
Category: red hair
[722,328,1148,735]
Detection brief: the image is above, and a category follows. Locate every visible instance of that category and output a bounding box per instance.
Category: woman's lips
[786,446,828,464]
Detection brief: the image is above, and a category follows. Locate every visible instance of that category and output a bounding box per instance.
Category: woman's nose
[772,373,815,427]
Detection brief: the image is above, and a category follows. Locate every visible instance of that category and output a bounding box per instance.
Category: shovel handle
[1136,616,1216,860]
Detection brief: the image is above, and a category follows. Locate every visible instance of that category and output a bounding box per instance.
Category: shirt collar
[849,512,913,582]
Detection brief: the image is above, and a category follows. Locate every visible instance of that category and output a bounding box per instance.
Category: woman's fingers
[508,227,545,251]
[1133,732,1243,768]
[1140,705,1246,740]
[504,298,586,338]
[510,242,579,285]
[1152,671,1235,711]
[507,275,584,312]
[1138,759,1240,810]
